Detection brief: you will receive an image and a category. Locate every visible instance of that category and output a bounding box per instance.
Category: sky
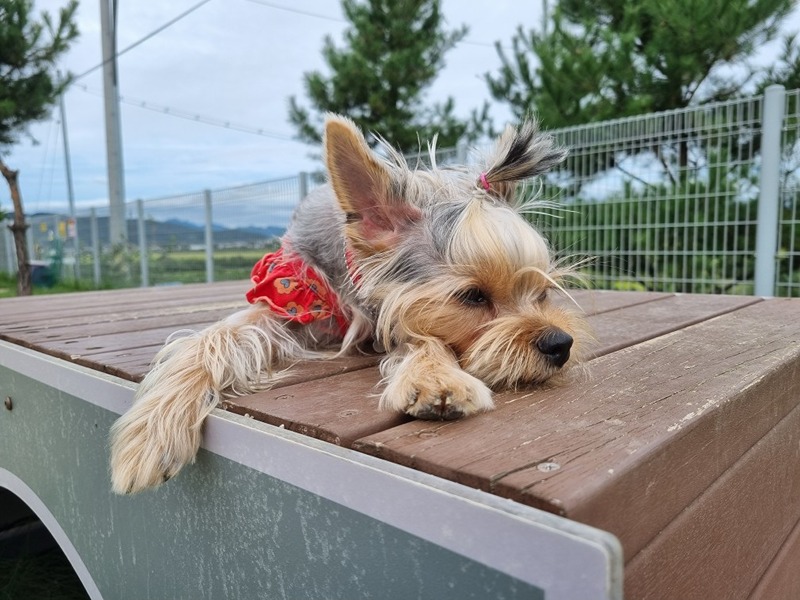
[4,0,537,216]
[3,0,800,218]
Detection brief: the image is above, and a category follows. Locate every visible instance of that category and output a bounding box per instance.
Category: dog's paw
[382,363,494,420]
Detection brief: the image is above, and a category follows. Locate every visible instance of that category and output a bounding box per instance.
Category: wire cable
[74,0,215,81]
[244,0,499,48]
[73,83,298,141]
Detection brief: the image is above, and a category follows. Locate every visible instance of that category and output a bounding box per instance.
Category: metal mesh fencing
[776,89,800,296]
[3,88,798,296]
[532,96,772,295]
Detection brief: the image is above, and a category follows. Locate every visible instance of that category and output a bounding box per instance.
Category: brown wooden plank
[0,294,246,329]
[352,299,800,564]
[72,345,175,381]
[222,364,407,446]
[0,280,247,314]
[12,303,244,343]
[624,400,800,600]
[86,289,649,383]
[750,516,800,599]
[216,293,758,455]
[564,289,672,315]
[29,322,220,361]
[0,282,247,330]
[90,290,671,412]
[220,293,753,459]
[588,293,761,357]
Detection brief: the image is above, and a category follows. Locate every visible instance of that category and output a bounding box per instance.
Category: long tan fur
[109,114,588,494]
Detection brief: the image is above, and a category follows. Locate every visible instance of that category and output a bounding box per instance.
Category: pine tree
[487,0,800,127]
[289,0,486,152]
[0,0,78,295]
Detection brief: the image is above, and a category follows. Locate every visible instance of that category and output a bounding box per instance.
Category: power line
[74,0,215,81]
[245,0,343,23]
[73,83,298,141]
[244,0,501,48]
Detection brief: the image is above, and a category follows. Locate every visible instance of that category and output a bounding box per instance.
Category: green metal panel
[0,365,545,599]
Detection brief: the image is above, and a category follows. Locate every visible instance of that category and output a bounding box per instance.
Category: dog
[109,115,588,494]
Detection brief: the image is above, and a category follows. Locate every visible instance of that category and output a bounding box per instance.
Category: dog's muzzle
[535,328,573,368]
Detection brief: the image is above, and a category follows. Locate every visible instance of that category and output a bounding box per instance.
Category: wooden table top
[2,283,799,569]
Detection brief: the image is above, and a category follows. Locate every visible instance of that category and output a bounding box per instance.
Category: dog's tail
[109,305,308,494]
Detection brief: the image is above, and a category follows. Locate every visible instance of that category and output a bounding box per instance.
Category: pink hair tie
[479,172,491,191]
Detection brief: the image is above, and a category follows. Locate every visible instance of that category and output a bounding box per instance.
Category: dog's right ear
[324,115,421,256]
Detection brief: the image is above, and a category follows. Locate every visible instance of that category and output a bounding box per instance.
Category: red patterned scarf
[246,248,350,336]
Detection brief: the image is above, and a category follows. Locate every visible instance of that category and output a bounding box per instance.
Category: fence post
[136,199,149,287]
[3,222,14,275]
[25,221,34,263]
[90,208,101,287]
[754,84,785,297]
[456,138,469,164]
[299,171,308,201]
[204,189,214,284]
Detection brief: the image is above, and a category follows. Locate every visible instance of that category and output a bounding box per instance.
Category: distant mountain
[60,214,286,248]
[237,226,286,238]
[163,218,228,233]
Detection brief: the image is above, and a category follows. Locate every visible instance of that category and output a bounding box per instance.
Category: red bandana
[246,248,350,336]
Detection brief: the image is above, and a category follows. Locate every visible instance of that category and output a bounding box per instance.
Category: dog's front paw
[382,361,494,420]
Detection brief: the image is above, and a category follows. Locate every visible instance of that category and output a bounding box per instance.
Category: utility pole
[59,92,80,279]
[99,0,127,245]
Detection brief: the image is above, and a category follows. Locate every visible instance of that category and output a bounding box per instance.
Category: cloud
[4,0,525,217]
[3,0,798,221]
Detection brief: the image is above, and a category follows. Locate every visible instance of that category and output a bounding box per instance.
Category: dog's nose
[535,329,573,368]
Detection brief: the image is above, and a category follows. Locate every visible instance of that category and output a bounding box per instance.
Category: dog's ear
[324,114,421,255]
[478,120,567,202]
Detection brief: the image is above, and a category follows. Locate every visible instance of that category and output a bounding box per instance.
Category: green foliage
[288,0,489,151]
[0,0,78,148]
[487,0,800,127]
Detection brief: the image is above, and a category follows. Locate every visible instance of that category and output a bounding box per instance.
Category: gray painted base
[0,341,622,599]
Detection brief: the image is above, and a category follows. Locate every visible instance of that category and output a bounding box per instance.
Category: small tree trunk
[0,159,32,296]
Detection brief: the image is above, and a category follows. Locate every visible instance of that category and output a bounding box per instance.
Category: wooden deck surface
[2,283,799,599]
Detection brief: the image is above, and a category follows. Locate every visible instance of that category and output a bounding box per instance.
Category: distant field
[140,247,276,285]
[0,247,280,297]
[164,249,269,262]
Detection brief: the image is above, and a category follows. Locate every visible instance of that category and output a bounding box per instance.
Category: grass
[0,246,276,299]
[0,273,98,300]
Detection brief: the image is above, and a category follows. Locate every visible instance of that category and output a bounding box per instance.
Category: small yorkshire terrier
[110,115,587,494]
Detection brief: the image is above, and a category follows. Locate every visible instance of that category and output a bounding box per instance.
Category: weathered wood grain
[225,294,760,467]
[223,363,407,447]
[588,293,761,357]
[750,516,800,599]
[2,285,800,594]
[27,323,220,361]
[352,299,800,563]
[0,296,245,330]
[13,303,244,343]
[624,400,800,599]
[0,279,246,315]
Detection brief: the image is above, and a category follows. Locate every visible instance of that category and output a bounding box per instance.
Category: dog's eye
[536,289,549,303]
[458,287,490,306]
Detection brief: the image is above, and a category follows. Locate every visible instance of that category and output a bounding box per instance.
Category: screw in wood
[537,461,560,472]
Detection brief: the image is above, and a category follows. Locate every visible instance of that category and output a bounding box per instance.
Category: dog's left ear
[324,114,421,255]
[479,120,567,202]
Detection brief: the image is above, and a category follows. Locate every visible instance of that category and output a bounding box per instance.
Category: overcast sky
[3,0,800,217]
